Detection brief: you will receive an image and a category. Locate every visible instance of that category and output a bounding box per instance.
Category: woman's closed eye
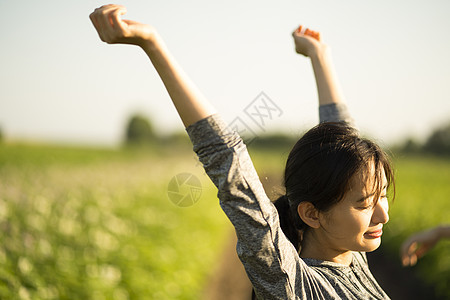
[358,203,374,210]
[358,194,388,210]
[356,197,373,209]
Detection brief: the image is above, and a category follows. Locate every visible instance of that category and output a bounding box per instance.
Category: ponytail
[274,195,301,252]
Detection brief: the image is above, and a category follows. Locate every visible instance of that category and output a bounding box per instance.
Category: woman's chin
[362,238,382,252]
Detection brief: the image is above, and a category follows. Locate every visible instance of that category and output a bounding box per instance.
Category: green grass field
[382,154,450,298]
[0,143,230,299]
[0,143,448,299]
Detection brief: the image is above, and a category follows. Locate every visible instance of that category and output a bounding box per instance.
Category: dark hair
[275,122,395,249]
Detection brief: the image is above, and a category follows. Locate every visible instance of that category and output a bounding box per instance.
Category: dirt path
[201,173,281,300]
[202,230,253,300]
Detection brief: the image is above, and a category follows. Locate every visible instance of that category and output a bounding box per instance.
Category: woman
[90,5,394,299]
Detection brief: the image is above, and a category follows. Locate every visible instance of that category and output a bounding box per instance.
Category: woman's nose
[372,198,389,224]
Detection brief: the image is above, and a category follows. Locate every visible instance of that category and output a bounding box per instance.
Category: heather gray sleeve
[319,103,355,127]
[186,114,306,299]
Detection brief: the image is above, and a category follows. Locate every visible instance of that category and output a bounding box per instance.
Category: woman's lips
[364,229,383,239]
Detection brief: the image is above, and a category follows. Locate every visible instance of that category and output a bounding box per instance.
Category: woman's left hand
[292,26,326,58]
[400,227,441,266]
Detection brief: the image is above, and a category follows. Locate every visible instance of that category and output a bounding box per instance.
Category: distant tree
[166,131,191,145]
[0,127,3,143]
[125,114,156,145]
[423,123,450,155]
[400,138,422,154]
[250,132,297,149]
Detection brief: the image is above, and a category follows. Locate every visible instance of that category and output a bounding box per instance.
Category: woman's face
[318,166,390,254]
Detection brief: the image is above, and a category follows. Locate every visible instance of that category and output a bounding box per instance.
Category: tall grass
[0,143,228,299]
[1,143,449,299]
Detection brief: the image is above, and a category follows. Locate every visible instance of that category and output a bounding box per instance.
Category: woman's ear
[297,202,321,229]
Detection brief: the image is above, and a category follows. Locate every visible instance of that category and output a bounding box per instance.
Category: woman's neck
[299,229,353,266]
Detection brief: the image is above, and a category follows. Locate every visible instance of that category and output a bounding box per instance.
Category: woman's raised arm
[89,4,216,127]
[292,26,353,126]
[292,26,345,106]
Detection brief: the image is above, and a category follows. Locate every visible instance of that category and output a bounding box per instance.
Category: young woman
[90,5,394,299]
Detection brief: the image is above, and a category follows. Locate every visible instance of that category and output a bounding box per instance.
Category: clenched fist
[89,4,157,47]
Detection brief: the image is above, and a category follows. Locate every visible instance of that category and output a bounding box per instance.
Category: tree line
[0,115,448,156]
[125,113,450,156]
[397,122,450,156]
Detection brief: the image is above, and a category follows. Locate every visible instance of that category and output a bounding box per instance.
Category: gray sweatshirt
[186,103,389,299]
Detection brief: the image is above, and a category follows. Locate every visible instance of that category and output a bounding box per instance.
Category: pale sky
[1,0,449,146]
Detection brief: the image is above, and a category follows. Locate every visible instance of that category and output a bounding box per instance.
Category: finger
[410,254,417,266]
[400,240,411,258]
[93,5,126,42]
[90,10,109,42]
[92,5,124,29]
[309,31,317,40]
[90,6,114,35]
[305,29,321,41]
[401,255,410,267]
[89,12,101,33]
[89,6,110,31]
[110,6,128,31]
[122,19,140,26]
[401,252,407,266]
[293,25,305,36]
[311,31,321,41]
[406,241,418,255]
[99,6,119,28]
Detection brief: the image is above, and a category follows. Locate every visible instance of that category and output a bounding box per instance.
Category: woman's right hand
[89,4,157,47]
[292,26,326,58]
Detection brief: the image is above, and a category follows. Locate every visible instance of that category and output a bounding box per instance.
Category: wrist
[139,31,163,52]
[436,225,450,239]
[309,44,331,63]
